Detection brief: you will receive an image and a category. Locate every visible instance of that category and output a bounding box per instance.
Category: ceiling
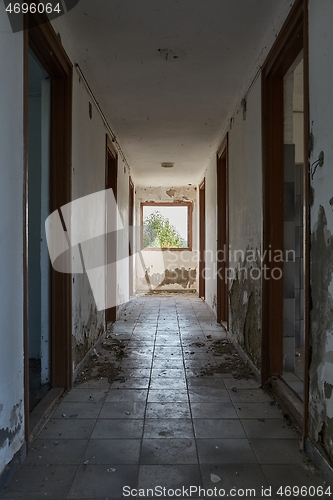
[60,0,289,186]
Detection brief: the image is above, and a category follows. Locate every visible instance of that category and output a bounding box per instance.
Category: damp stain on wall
[0,402,23,450]
[229,248,262,369]
[309,204,333,465]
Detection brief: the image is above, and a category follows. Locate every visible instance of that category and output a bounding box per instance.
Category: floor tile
[68,464,139,498]
[2,465,77,497]
[25,439,87,465]
[149,378,187,390]
[100,402,146,419]
[196,438,258,464]
[190,402,238,419]
[234,402,283,419]
[251,438,304,464]
[146,402,191,418]
[52,401,103,419]
[140,438,197,464]
[62,388,109,403]
[106,389,148,402]
[241,419,300,439]
[83,439,141,464]
[147,390,189,402]
[193,418,246,439]
[143,419,194,439]
[200,463,269,497]
[138,464,202,490]
[91,419,144,439]
[38,418,96,439]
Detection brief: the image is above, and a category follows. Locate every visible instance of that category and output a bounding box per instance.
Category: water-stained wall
[308,0,333,466]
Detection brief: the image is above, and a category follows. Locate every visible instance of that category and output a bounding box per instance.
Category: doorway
[28,49,51,411]
[261,0,308,418]
[105,138,118,323]
[199,179,206,300]
[25,17,72,436]
[217,137,229,324]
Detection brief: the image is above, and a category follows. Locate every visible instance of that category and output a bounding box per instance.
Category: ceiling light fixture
[161,162,174,168]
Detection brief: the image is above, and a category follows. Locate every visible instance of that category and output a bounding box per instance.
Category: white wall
[135,186,198,292]
[204,155,218,313]
[308,0,333,465]
[0,5,25,473]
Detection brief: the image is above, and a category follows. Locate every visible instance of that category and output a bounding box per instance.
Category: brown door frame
[216,135,229,324]
[24,14,73,437]
[129,177,134,297]
[261,0,309,433]
[105,136,118,323]
[199,179,206,299]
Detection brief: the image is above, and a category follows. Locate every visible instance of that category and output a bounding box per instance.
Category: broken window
[141,203,191,250]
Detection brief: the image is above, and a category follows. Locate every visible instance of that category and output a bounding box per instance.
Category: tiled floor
[1,295,327,499]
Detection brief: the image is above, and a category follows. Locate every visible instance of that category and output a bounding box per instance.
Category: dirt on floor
[74,335,127,385]
[200,338,256,380]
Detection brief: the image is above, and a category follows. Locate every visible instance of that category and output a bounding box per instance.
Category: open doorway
[28,49,51,411]
[105,138,118,323]
[25,17,72,437]
[261,0,308,425]
[217,137,229,325]
[282,53,305,399]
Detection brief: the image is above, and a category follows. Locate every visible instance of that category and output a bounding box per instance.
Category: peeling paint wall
[135,186,198,292]
[308,0,333,466]
[0,4,25,474]
[227,77,263,368]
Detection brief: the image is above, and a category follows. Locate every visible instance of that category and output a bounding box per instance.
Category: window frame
[140,202,193,251]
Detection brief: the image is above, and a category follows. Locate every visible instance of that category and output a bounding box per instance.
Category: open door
[217,136,229,324]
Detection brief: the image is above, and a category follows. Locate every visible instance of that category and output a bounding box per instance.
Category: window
[141,203,192,250]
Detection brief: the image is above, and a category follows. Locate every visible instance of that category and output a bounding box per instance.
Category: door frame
[216,135,229,325]
[105,136,118,323]
[199,179,206,299]
[24,13,73,438]
[261,0,309,434]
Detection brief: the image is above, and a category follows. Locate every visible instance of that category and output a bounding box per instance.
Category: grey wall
[0,4,25,473]
[308,0,333,467]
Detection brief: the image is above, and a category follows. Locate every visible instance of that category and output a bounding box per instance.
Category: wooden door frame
[199,179,206,299]
[216,134,229,324]
[24,13,73,438]
[261,0,309,434]
[105,136,118,323]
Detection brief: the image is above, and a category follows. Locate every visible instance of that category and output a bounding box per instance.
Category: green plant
[143,211,186,248]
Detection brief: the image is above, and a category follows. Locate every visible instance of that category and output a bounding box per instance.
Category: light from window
[142,204,189,249]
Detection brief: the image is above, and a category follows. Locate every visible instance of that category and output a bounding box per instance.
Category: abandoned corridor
[0,295,325,499]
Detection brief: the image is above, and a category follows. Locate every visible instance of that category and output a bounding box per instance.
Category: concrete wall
[0,5,25,473]
[135,186,198,292]
[308,0,333,467]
